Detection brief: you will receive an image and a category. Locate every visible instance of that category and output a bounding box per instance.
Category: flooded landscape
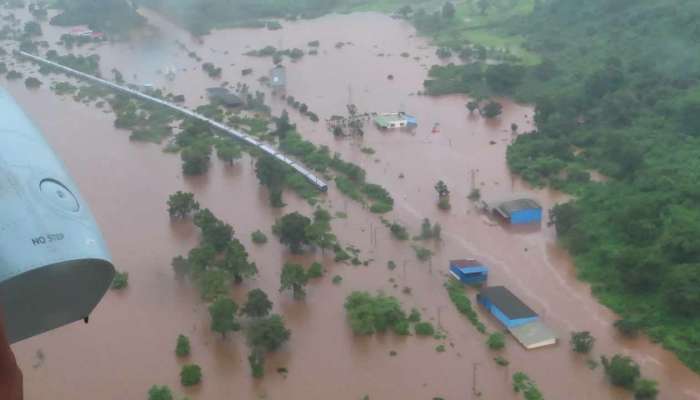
[3,5,700,400]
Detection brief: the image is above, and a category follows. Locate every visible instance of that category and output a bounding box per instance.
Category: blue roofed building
[449,259,488,284]
[477,286,539,329]
[494,199,542,225]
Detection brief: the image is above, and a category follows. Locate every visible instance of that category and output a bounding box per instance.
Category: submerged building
[206,87,243,107]
[449,259,488,284]
[494,198,542,225]
[373,112,417,129]
[270,66,286,92]
[477,286,557,350]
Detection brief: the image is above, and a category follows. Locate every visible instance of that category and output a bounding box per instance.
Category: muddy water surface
[3,8,700,400]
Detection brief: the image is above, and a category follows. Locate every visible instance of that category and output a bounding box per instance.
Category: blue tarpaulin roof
[456,266,488,274]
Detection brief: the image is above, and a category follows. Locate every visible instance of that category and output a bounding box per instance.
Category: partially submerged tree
[218,239,258,283]
[148,385,173,400]
[480,100,503,119]
[175,334,190,357]
[208,297,240,338]
[246,314,291,352]
[273,212,312,253]
[601,354,640,389]
[280,263,309,300]
[570,331,595,354]
[242,288,273,318]
[180,364,202,386]
[167,191,200,218]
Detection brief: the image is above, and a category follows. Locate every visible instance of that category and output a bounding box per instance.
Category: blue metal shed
[449,259,488,284]
[494,199,542,225]
[477,286,539,329]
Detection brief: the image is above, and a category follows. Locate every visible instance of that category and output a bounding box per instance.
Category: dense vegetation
[51,0,146,36]
[421,0,700,373]
[139,0,348,35]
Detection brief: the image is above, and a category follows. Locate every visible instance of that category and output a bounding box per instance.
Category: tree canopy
[242,288,273,318]
[208,297,240,338]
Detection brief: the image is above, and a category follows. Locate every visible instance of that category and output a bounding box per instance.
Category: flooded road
[3,8,700,400]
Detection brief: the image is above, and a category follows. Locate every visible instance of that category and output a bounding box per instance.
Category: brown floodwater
[3,7,700,400]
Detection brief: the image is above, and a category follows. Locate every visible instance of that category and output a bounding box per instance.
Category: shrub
[307,262,324,278]
[570,331,595,353]
[180,364,202,386]
[251,230,268,244]
[601,354,640,389]
[24,77,42,88]
[412,245,433,262]
[634,379,659,400]
[332,275,343,285]
[408,308,421,322]
[487,332,506,350]
[111,271,128,290]
[494,356,509,366]
[414,322,435,336]
[445,280,487,333]
[435,344,446,352]
[175,334,190,357]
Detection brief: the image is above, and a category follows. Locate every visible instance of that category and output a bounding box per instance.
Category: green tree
[434,180,449,197]
[601,354,641,389]
[251,230,268,244]
[481,100,503,119]
[485,64,525,94]
[466,100,479,114]
[171,255,190,278]
[487,332,506,350]
[194,209,233,251]
[246,314,291,352]
[397,5,413,18]
[570,331,595,353]
[218,239,258,283]
[305,209,337,253]
[273,110,295,138]
[187,244,216,278]
[663,264,700,317]
[148,385,173,400]
[255,156,287,207]
[215,141,242,165]
[242,288,273,318]
[24,77,42,88]
[273,212,311,253]
[167,191,200,218]
[280,263,309,300]
[344,292,409,335]
[181,141,212,176]
[307,262,324,278]
[197,268,229,301]
[23,21,42,36]
[180,364,202,386]
[634,379,659,400]
[441,2,455,19]
[175,334,190,357]
[415,322,435,336]
[248,349,265,378]
[208,297,240,338]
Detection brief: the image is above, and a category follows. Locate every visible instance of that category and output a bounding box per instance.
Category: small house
[373,112,417,129]
[494,198,542,225]
[206,87,243,108]
[477,286,538,329]
[270,66,286,90]
[449,259,488,284]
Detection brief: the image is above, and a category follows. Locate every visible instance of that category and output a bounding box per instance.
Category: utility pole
[472,362,481,399]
